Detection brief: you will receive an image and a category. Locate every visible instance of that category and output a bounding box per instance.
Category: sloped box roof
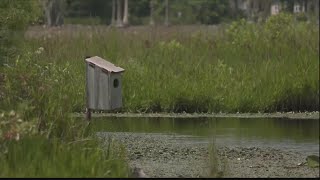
[85,56,125,73]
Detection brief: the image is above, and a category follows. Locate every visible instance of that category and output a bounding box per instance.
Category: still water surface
[91,117,319,155]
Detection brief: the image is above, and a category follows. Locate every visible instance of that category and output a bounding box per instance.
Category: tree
[42,0,65,27]
[149,0,155,25]
[64,0,113,25]
[308,0,319,23]
[315,0,319,23]
[242,0,273,22]
[189,0,229,24]
[116,0,123,27]
[246,0,260,21]
[261,0,272,19]
[229,0,238,18]
[0,0,41,64]
[164,0,169,26]
[123,0,129,26]
[111,0,116,25]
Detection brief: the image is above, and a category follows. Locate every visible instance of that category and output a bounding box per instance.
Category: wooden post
[86,108,91,121]
[85,56,92,121]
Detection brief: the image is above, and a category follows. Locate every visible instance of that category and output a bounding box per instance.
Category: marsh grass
[0,47,127,177]
[0,136,129,177]
[0,109,129,178]
[15,14,319,114]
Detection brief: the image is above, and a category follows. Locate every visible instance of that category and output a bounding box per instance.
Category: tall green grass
[0,108,129,177]
[11,13,318,114]
[0,136,129,177]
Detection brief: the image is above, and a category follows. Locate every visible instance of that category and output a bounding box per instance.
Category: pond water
[90,117,319,155]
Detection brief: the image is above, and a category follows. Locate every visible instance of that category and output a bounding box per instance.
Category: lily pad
[306,155,319,168]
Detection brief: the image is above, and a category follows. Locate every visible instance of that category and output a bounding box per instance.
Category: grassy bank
[0,1,130,177]
[0,109,129,177]
[0,136,128,177]
[11,13,318,114]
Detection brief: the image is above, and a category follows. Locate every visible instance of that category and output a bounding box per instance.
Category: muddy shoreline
[73,112,319,120]
[97,132,319,178]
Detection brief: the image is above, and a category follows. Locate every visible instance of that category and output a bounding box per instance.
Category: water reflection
[91,117,319,155]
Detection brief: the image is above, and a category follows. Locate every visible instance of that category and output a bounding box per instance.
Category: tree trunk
[149,0,155,26]
[43,0,53,26]
[261,0,272,20]
[251,0,260,21]
[123,0,129,26]
[53,0,64,26]
[229,0,238,18]
[42,0,64,27]
[164,0,169,26]
[243,0,252,19]
[305,0,311,20]
[111,0,116,26]
[116,0,123,27]
[247,0,264,22]
[315,0,319,23]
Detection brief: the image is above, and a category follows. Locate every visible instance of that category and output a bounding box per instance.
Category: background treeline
[40,0,319,26]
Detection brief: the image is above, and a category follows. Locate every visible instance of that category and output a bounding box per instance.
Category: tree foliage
[0,0,41,64]
[57,0,319,26]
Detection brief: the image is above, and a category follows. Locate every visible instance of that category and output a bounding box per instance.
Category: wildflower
[15,133,20,141]
[35,50,41,54]
[4,131,15,140]
[35,47,44,55]
[229,67,233,74]
[8,110,15,117]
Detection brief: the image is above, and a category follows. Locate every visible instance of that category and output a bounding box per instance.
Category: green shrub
[2,49,86,139]
[295,13,308,22]
[264,13,294,40]
[0,0,41,65]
